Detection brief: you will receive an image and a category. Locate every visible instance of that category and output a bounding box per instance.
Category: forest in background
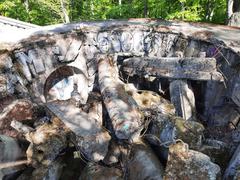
[0,0,236,26]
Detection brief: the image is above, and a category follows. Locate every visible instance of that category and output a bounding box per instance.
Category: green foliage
[0,0,227,25]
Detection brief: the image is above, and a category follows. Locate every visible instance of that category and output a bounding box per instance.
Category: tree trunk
[90,0,94,17]
[144,0,148,18]
[227,0,240,26]
[24,0,29,13]
[119,0,122,16]
[60,0,70,23]
[227,0,234,19]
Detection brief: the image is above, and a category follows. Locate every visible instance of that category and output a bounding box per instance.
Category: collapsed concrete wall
[1,19,239,124]
[0,19,240,179]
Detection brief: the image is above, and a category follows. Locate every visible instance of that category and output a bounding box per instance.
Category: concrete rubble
[0,19,240,179]
[165,141,221,179]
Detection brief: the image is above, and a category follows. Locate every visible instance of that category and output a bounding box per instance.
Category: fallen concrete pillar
[170,80,196,121]
[98,55,144,141]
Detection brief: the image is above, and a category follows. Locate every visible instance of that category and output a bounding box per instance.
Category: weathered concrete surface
[199,139,231,173]
[0,135,26,179]
[0,19,240,55]
[46,101,111,162]
[123,57,223,81]
[98,55,144,141]
[0,99,33,138]
[170,80,196,121]
[146,113,204,149]
[165,141,221,180]
[124,86,175,115]
[24,117,70,167]
[127,142,164,180]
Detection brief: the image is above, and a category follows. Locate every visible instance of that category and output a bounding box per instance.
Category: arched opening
[44,66,88,104]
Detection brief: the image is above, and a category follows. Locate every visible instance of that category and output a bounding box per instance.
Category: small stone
[165,141,221,180]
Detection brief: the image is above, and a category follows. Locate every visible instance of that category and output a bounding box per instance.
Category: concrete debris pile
[0,19,240,180]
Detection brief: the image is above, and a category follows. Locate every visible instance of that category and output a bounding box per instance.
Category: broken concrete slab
[165,141,221,179]
[46,101,111,162]
[0,99,33,138]
[46,101,102,136]
[23,117,70,167]
[124,85,175,115]
[127,142,164,180]
[122,57,223,81]
[146,113,204,150]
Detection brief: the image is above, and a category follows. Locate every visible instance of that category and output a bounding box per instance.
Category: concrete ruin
[0,19,240,179]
